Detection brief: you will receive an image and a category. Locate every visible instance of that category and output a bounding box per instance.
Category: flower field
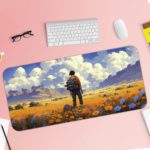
[9,80,147,131]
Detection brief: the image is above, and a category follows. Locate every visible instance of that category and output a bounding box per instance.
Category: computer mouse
[114,19,128,40]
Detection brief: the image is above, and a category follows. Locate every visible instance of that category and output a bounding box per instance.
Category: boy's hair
[69,70,75,75]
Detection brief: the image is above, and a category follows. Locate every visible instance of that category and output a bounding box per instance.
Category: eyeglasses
[11,30,34,42]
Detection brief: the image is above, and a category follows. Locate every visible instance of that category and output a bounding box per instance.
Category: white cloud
[14,67,27,77]
[40,54,110,91]
[7,76,30,92]
[5,67,42,94]
[59,68,68,76]
[91,63,109,82]
[40,60,57,72]
[5,84,17,92]
[47,75,56,81]
[106,51,130,75]
[79,62,93,78]
[28,76,41,87]
[29,67,43,77]
[55,55,109,90]
[5,47,140,94]
[57,83,64,88]
[126,46,139,65]
[49,84,55,89]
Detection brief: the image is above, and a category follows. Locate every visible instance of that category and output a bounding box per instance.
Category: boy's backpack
[66,77,79,91]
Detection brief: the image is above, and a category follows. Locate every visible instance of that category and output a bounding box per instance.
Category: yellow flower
[104,106,113,111]
[82,108,89,114]
[78,117,83,120]
[70,116,75,119]
[121,105,127,109]
[55,119,62,123]
[136,102,140,106]
[49,119,54,124]
[57,114,63,119]
[64,113,69,118]
[99,103,105,107]
[92,110,100,116]
[141,96,146,100]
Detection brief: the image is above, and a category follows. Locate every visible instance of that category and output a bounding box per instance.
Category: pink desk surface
[0,0,150,149]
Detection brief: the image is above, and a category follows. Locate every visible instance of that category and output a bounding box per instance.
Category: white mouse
[114,19,128,40]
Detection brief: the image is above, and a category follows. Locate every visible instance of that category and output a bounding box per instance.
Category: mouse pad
[3,45,147,131]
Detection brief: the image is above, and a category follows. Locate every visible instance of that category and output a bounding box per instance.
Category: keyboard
[46,18,100,47]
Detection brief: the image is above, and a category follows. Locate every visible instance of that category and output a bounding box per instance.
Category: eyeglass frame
[11,30,34,42]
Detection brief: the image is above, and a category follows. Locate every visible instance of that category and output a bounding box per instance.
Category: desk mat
[3,45,147,131]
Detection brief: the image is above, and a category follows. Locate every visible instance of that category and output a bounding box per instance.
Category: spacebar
[64,41,81,45]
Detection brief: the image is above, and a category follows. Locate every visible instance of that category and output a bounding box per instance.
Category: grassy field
[9,80,147,131]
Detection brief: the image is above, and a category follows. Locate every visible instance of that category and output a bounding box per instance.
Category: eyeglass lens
[23,31,34,38]
[12,35,21,42]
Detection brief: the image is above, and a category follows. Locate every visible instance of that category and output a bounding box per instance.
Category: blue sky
[3,46,140,93]
[4,46,134,81]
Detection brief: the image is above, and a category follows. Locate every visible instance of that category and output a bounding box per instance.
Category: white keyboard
[46,18,100,47]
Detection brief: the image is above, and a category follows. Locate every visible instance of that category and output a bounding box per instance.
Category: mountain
[99,61,143,88]
[7,86,69,104]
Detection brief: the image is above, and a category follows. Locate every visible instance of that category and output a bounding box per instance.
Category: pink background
[0,0,150,149]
